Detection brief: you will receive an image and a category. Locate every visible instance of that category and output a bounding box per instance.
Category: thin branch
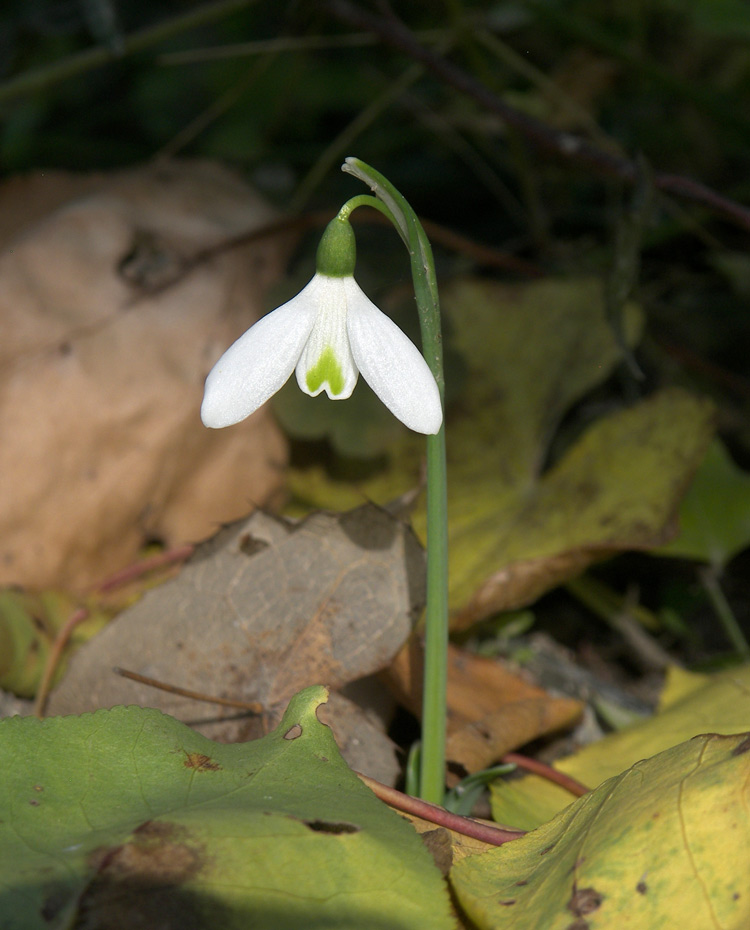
[113,667,264,713]
[127,207,538,303]
[96,544,195,593]
[322,0,750,233]
[501,753,589,798]
[0,0,259,106]
[159,27,446,65]
[356,772,525,846]
[33,607,91,718]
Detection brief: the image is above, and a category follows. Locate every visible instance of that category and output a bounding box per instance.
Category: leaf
[0,687,455,930]
[0,161,291,592]
[288,277,715,627]
[452,732,750,930]
[655,439,750,568]
[445,385,715,628]
[47,504,423,778]
[387,643,583,777]
[0,589,109,697]
[657,664,710,710]
[490,662,750,831]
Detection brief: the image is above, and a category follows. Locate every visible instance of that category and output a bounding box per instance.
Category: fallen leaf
[47,503,424,780]
[655,438,750,568]
[0,589,109,697]
[0,687,456,930]
[656,664,710,709]
[490,662,750,830]
[386,642,582,777]
[0,160,292,592]
[445,384,715,629]
[285,277,715,627]
[452,732,750,930]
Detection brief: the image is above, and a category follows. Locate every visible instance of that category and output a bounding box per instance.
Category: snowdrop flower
[201,216,442,434]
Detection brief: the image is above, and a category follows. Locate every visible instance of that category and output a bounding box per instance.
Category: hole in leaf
[303,819,360,834]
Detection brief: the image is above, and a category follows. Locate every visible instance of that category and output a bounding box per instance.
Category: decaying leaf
[47,503,425,781]
[452,732,750,930]
[0,160,292,593]
[286,277,715,628]
[448,385,715,628]
[386,642,582,777]
[0,688,455,930]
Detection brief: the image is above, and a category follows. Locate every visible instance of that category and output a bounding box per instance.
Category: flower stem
[342,158,449,803]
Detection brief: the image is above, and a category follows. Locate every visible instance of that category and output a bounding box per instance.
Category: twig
[95,544,195,593]
[159,28,446,65]
[501,752,589,798]
[128,207,538,303]
[32,545,195,716]
[0,0,257,106]
[356,772,525,846]
[33,607,91,718]
[322,0,750,233]
[113,667,263,713]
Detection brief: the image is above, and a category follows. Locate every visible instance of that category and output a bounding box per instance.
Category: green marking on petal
[305,346,346,396]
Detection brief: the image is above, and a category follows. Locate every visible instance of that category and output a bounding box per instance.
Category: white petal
[345,279,443,434]
[201,285,318,428]
[295,275,359,399]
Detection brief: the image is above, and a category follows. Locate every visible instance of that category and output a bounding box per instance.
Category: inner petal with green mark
[295,277,359,399]
[305,345,345,396]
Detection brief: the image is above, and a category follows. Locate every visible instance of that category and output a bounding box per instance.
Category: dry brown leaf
[446,697,582,776]
[0,160,293,592]
[386,641,582,776]
[47,503,425,781]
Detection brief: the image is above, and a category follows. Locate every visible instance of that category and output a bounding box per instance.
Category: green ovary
[305,346,345,396]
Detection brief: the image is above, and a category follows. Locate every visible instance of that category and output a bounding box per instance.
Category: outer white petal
[201,284,318,428]
[345,278,443,434]
[295,275,359,399]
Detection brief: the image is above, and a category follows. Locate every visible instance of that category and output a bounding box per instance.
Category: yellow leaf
[453,732,750,929]
[491,663,750,830]
[287,277,714,628]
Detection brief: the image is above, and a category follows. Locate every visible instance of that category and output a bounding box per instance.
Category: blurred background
[3,0,750,683]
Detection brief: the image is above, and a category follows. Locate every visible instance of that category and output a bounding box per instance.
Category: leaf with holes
[452,732,750,930]
[47,503,423,778]
[0,687,454,930]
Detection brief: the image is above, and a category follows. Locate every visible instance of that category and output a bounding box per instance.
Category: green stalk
[341,158,449,803]
[699,566,750,660]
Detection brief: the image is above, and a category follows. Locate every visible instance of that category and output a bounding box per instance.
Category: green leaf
[452,732,750,930]
[0,589,109,697]
[655,439,750,568]
[0,687,454,929]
